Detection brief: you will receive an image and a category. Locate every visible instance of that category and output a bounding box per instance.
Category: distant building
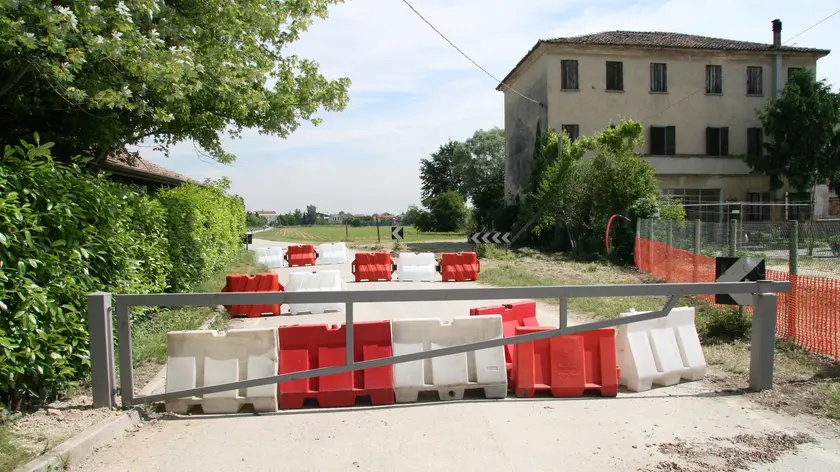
[328,214,345,223]
[254,210,278,224]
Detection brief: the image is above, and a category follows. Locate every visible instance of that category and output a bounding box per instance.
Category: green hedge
[0,137,244,407]
[157,181,245,292]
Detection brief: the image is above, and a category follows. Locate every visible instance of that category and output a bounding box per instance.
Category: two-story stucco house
[498,20,833,222]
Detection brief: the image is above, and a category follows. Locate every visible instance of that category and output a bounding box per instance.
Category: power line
[784,8,840,45]
[397,0,544,107]
[645,9,840,121]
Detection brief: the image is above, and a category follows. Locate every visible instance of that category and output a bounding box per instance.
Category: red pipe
[605,214,631,256]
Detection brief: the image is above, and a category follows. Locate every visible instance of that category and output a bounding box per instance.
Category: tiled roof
[543,31,830,54]
[103,155,197,185]
[497,30,830,91]
[254,210,277,215]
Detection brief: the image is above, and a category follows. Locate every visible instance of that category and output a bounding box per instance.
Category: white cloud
[137,0,840,214]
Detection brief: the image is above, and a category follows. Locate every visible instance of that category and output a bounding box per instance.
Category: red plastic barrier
[512,327,619,398]
[439,252,480,282]
[221,273,283,318]
[469,301,538,378]
[351,252,394,282]
[285,244,317,267]
[278,321,395,408]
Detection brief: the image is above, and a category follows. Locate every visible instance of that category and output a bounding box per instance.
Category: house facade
[498,20,833,222]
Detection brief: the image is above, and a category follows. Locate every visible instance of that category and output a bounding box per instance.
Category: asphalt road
[71,239,840,472]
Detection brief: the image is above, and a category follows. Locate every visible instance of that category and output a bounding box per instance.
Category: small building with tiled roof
[103,155,197,189]
[500,19,834,221]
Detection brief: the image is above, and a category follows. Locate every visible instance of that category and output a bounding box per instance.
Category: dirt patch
[703,341,840,422]
[642,431,815,472]
[134,363,164,392]
[8,394,121,457]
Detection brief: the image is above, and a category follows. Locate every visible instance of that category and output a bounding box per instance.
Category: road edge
[14,308,225,472]
[14,409,143,472]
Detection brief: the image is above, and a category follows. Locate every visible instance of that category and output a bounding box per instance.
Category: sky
[134,0,840,215]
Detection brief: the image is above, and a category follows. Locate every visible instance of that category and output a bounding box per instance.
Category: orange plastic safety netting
[635,237,840,361]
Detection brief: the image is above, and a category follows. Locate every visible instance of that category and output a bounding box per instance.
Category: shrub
[0,137,169,407]
[416,191,468,232]
[695,305,752,343]
[157,180,245,292]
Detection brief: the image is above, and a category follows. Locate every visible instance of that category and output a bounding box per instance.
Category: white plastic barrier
[285,269,345,315]
[395,252,436,282]
[391,315,507,402]
[165,328,279,414]
[256,247,285,268]
[617,307,706,392]
[316,243,349,265]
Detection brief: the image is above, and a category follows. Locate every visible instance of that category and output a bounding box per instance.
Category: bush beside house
[0,138,244,407]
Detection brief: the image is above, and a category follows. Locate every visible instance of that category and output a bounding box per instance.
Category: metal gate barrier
[86,280,789,409]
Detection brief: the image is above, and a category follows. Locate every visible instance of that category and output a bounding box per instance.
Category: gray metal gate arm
[117,281,789,307]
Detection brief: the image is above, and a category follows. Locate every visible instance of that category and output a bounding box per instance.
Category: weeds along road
[71,238,840,472]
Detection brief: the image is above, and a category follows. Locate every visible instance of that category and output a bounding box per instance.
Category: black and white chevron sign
[391,226,404,241]
[468,232,511,245]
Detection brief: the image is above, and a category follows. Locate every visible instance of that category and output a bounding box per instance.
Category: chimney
[772,19,782,47]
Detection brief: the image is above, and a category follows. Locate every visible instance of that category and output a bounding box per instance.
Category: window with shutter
[665,126,676,155]
[606,61,623,91]
[561,60,579,90]
[747,128,763,157]
[650,126,666,155]
[706,127,728,156]
[650,63,667,92]
[746,67,763,95]
[562,124,580,141]
[705,65,722,94]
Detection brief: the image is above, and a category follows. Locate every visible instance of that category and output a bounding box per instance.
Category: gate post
[87,292,117,409]
[749,290,777,391]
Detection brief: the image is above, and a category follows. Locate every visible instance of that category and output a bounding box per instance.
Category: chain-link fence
[636,218,840,360]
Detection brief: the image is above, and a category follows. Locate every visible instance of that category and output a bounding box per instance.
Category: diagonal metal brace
[559,295,679,336]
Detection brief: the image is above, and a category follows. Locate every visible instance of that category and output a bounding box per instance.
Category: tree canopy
[0,0,351,165]
[417,127,509,230]
[749,69,840,195]
[521,120,670,258]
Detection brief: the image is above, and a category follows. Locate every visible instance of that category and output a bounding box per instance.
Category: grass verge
[259,225,464,244]
[479,256,681,320]
[131,250,266,369]
[0,425,30,472]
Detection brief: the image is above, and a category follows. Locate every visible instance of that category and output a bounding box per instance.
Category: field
[259,225,466,244]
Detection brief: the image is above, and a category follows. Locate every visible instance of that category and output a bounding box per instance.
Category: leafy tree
[401,205,422,226]
[463,128,506,229]
[293,208,304,225]
[419,141,471,200]
[246,212,268,228]
[423,191,467,232]
[523,121,663,259]
[418,128,507,230]
[748,69,840,196]
[0,0,351,165]
[305,205,317,225]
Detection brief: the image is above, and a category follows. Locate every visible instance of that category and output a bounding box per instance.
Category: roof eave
[497,41,831,91]
[496,40,545,92]
[102,162,188,187]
